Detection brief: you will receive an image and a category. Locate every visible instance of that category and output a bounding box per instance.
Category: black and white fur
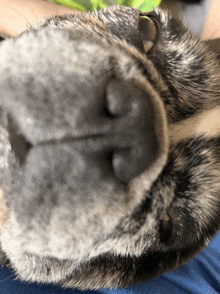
[0,5,220,290]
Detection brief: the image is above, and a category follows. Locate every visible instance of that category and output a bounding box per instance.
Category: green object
[52,0,85,11]
[120,0,161,11]
[51,0,161,12]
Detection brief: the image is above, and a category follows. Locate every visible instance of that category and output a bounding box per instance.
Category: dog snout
[0,26,165,187]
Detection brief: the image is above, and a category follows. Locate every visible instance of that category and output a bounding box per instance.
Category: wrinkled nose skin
[0,28,168,262]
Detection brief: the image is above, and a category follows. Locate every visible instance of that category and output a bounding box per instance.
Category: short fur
[0,5,220,290]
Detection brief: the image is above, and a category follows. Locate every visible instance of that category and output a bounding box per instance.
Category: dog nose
[9,79,159,184]
[16,79,159,186]
[6,77,159,184]
[103,79,159,183]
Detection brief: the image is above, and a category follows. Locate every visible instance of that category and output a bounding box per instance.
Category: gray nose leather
[24,79,158,185]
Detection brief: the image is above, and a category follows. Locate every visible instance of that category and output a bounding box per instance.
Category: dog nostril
[106,80,136,117]
[159,214,173,243]
[112,146,154,183]
[112,149,136,183]
[102,106,115,118]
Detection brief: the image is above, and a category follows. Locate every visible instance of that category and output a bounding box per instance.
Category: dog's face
[0,5,220,290]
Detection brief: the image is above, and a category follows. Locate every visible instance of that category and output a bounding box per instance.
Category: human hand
[201,0,220,41]
[0,0,81,38]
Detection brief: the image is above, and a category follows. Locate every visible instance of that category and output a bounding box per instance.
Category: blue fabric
[1,231,220,294]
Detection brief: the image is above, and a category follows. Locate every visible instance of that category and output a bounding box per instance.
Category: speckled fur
[0,5,220,290]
